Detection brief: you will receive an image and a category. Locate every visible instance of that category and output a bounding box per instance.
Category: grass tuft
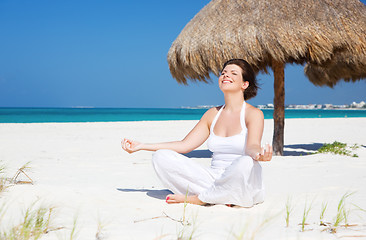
[69,214,79,240]
[333,192,354,228]
[0,204,57,240]
[0,163,8,194]
[285,197,294,228]
[177,188,198,240]
[11,161,33,184]
[319,201,328,226]
[233,211,279,240]
[95,214,109,240]
[0,161,34,196]
[301,199,314,232]
[316,141,359,157]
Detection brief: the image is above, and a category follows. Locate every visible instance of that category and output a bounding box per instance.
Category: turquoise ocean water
[0,108,366,123]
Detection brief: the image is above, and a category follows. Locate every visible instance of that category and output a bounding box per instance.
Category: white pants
[152,149,264,207]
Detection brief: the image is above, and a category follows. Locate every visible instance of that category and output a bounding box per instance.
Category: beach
[0,118,365,239]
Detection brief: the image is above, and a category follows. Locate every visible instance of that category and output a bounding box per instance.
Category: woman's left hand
[255,144,272,161]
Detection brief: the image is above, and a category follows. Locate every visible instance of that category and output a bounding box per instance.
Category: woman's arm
[245,106,272,161]
[122,107,217,154]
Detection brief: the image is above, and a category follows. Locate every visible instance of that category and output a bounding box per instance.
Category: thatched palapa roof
[168,0,366,86]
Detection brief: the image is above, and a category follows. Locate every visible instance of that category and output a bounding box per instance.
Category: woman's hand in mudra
[255,144,272,162]
[121,138,142,153]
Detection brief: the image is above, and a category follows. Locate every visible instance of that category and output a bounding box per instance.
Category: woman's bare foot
[165,194,204,205]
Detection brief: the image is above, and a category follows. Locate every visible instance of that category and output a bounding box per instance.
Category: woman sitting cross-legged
[122,59,272,207]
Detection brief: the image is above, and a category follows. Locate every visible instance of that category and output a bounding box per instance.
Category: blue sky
[0,0,365,108]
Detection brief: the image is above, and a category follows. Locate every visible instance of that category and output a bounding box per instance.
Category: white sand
[0,118,365,239]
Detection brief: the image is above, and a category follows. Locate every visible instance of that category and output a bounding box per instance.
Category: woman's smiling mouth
[222,79,233,84]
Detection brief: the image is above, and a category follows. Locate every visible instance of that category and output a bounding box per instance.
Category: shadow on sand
[183,149,212,158]
[283,143,323,156]
[183,144,325,157]
[117,188,173,200]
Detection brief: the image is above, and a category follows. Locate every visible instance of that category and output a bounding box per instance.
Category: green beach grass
[316,141,359,157]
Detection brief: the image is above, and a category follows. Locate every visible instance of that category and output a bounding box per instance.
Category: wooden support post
[272,60,285,156]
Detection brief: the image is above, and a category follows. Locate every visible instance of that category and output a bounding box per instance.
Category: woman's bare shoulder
[204,105,221,114]
[201,106,221,122]
[245,103,264,120]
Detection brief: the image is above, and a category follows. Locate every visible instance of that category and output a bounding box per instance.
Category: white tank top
[207,102,248,169]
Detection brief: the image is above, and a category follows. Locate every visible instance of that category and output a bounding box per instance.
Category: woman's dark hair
[222,59,259,100]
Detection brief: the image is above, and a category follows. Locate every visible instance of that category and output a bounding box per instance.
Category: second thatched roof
[168,0,366,86]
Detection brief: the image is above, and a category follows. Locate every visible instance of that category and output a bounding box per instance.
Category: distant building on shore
[256,101,366,110]
[184,101,365,110]
[351,101,366,109]
[257,103,274,109]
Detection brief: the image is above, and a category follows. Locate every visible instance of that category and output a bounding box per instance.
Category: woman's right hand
[121,138,142,153]
[254,144,272,162]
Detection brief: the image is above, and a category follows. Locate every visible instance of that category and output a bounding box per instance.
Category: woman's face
[218,64,248,93]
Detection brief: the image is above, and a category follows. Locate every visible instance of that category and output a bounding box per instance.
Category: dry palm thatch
[167,0,366,155]
[305,52,366,87]
[168,0,366,84]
